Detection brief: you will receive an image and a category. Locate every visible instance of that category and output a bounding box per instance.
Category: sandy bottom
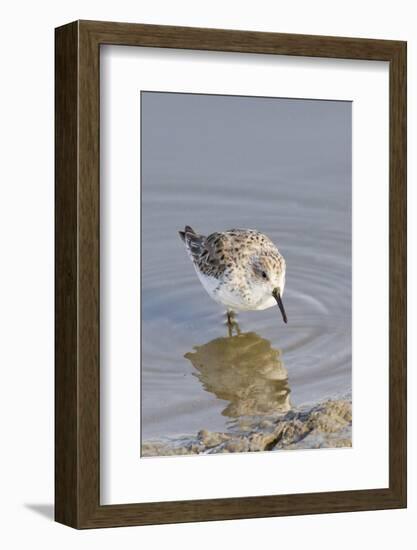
[142,398,352,457]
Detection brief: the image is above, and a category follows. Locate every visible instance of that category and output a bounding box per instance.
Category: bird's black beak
[272,288,287,324]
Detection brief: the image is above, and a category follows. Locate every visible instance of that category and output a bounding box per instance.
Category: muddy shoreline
[142,398,352,457]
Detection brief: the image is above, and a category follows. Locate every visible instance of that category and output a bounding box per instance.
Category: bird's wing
[180,227,229,277]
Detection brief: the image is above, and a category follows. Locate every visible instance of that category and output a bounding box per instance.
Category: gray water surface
[141,92,352,443]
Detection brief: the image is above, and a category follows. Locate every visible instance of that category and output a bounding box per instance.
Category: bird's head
[249,253,287,323]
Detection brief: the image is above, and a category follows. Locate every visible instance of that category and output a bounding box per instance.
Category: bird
[179,226,287,333]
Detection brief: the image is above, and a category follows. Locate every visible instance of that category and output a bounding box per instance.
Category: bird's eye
[261,271,268,280]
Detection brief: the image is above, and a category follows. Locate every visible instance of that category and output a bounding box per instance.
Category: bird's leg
[226,310,241,337]
[226,310,233,337]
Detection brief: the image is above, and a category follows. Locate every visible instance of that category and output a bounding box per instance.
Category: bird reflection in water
[185,332,291,418]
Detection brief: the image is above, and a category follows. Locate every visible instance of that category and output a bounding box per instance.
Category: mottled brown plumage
[179,226,288,323]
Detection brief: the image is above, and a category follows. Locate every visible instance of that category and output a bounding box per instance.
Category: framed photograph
[55,20,406,528]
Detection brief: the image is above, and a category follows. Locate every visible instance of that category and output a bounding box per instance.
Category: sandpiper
[179,226,287,333]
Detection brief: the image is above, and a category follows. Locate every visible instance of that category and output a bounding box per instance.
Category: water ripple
[141,178,351,440]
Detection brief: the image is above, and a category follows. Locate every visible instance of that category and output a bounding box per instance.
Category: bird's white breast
[194,267,277,312]
[253,294,277,311]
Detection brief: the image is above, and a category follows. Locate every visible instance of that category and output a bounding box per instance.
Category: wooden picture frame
[55,20,407,528]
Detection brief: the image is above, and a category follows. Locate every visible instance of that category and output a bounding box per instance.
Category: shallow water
[141,92,352,444]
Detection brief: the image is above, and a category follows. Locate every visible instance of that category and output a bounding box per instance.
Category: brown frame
[55,20,407,529]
